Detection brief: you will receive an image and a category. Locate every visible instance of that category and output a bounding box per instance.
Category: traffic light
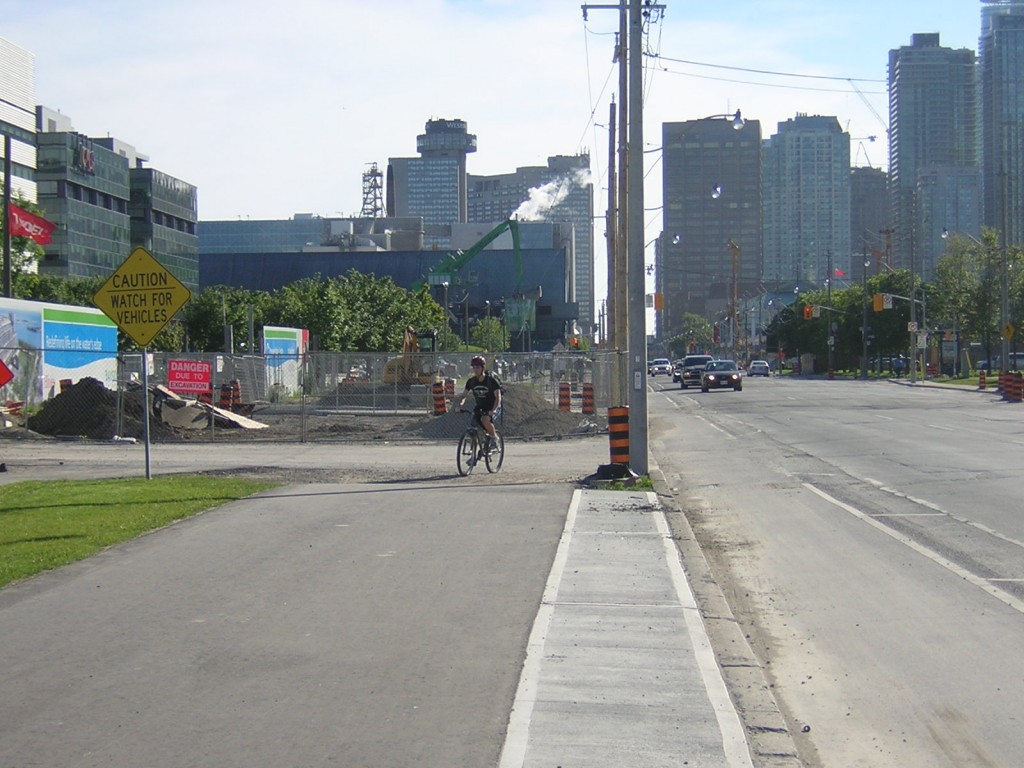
[803,305,812,320]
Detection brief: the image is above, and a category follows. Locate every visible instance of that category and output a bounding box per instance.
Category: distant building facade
[850,166,890,279]
[980,0,1024,247]
[659,115,762,337]
[0,37,37,203]
[763,114,851,285]
[387,118,477,250]
[888,33,979,276]
[468,153,594,332]
[34,111,199,290]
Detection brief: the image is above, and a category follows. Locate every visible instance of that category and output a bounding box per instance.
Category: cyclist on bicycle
[458,355,502,452]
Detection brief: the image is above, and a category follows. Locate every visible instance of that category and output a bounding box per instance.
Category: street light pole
[861,256,870,378]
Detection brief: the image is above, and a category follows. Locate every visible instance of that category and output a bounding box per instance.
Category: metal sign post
[93,247,191,478]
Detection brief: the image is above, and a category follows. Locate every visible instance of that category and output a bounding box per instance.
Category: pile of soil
[26,377,176,441]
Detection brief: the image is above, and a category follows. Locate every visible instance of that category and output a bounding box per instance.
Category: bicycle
[456,410,504,476]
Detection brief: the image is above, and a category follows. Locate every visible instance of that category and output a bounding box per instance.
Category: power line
[653,65,885,95]
[650,53,884,83]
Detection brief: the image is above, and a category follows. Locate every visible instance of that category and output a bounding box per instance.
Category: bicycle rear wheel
[484,431,504,473]
[457,430,478,476]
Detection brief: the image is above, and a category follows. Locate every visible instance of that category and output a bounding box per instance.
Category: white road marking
[497,489,579,768]
[864,477,1024,550]
[804,483,1024,616]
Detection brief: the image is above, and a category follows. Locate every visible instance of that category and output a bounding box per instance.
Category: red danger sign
[167,359,212,394]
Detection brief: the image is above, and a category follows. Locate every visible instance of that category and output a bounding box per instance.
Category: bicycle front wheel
[485,432,504,473]
[457,430,478,476]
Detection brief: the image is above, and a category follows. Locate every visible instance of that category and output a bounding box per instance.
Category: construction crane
[412,218,523,293]
[851,135,879,168]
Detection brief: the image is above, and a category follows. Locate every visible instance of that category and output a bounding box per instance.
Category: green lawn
[0,475,280,589]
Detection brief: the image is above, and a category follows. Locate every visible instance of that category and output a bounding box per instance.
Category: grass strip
[0,475,279,589]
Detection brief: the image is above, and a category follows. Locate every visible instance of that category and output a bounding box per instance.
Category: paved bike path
[499,489,751,767]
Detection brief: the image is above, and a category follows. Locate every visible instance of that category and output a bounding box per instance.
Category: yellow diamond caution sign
[93,247,192,347]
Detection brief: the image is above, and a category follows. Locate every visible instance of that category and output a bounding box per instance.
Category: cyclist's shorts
[474,404,503,423]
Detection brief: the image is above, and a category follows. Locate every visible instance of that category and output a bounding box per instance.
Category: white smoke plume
[513,168,592,221]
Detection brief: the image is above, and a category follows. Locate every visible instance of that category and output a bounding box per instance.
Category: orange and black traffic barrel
[558,382,571,411]
[432,381,447,415]
[608,405,629,466]
[582,382,595,414]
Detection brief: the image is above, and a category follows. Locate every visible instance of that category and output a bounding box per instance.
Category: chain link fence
[3,347,628,443]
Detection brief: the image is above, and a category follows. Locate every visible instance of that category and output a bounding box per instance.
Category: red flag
[7,203,57,245]
[834,267,847,277]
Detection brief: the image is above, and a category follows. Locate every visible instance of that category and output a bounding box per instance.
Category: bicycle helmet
[470,355,486,368]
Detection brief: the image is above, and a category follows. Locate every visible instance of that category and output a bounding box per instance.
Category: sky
[2,0,984,311]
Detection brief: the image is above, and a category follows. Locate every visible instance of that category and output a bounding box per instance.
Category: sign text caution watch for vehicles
[92,247,192,347]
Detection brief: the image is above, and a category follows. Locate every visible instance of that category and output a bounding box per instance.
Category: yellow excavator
[382,325,438,385]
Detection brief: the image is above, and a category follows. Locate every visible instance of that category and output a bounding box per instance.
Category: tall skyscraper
[659,115,762,338]
[888,33,979,276]
[0,37,38,203]
[387,118,477,249]
[980,0,1024,246]
[468,154,594,331]
[763,115,851,286]
[850,166,891,279]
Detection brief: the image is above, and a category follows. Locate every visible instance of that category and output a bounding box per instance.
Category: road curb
[649,465,804,768]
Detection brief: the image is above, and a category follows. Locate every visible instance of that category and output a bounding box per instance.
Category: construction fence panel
[5,348,620,443]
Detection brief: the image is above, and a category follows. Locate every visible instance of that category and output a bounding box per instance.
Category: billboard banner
[263,326,308,395]
[0,298,118,404]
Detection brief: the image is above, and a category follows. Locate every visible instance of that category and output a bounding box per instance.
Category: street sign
[0,358,12,388]
[93,247,191,347]
[1004,323,1015,341]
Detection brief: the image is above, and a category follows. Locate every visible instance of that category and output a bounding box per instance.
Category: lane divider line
[804,483,1024,616]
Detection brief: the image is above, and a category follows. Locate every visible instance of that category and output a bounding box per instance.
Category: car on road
[648,358,673,376]
[678,354,714,389]
[701,359,743,392]
[747,360,770,377]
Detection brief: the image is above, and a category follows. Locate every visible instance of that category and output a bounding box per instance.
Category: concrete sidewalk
[499,489,752,767]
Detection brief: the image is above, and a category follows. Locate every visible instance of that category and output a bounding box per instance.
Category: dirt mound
[26,377,173,441]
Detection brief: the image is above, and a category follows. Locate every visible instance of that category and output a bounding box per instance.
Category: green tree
[470,316,507,352]
[666,312,712,358]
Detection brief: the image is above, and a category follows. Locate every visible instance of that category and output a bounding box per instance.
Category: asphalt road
[648,375,1024,767]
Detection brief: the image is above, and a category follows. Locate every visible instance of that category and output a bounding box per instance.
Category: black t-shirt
[464,371,502,412]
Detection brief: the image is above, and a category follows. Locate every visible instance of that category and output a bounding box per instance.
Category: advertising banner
[263,326,308,395]
[0,298,118,404]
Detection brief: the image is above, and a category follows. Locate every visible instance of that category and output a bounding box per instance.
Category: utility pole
[605,99,616,350]
[626,0,650,474]
[615,4,629,363]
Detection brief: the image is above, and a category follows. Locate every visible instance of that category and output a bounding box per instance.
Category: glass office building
[660,116,762,334]
[36,132,132,279]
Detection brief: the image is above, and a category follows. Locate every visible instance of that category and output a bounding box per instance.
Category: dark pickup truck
[678,354,713,389]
